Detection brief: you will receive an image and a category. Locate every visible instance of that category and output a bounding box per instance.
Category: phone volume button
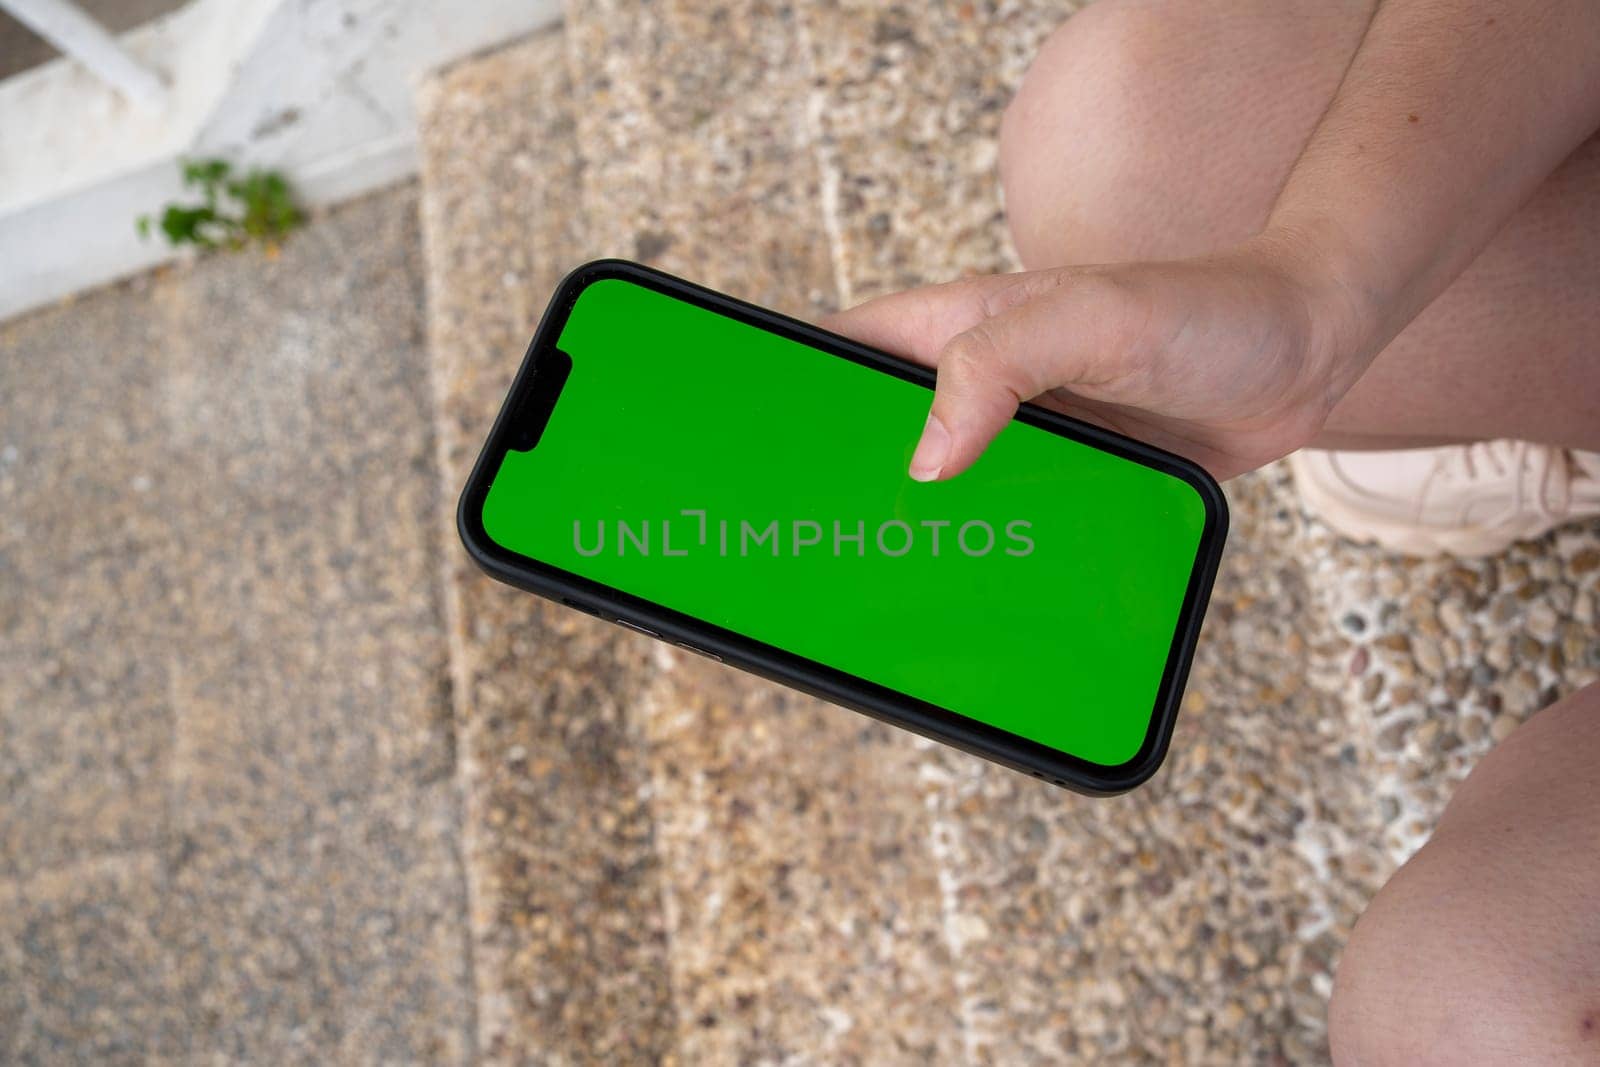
[674,641,722,663]
[615,618,659,638]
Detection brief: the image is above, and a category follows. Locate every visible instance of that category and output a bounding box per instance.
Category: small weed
[137,158,303,253]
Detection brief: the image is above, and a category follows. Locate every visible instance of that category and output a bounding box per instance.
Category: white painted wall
[0,0,562,322]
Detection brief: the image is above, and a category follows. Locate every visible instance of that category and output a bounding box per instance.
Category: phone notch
[507,346,573,452]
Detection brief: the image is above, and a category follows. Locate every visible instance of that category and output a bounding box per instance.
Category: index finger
[817,272,1039,367]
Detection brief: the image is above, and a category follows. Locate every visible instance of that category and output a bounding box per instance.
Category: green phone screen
[480,277,1208,767]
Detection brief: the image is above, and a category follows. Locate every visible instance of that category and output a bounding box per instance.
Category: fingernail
[909,414,950,482]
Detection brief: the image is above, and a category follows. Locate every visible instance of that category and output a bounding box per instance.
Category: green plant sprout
[137,159,303,252]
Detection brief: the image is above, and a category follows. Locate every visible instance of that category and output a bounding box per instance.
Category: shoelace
[1431,441,1570,521]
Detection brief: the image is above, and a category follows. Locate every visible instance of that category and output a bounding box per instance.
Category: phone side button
[559,597,602,617]
[615,619,659,638]
[674,641,723,663]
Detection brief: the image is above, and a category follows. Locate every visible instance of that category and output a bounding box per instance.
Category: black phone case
[458,259,1228,795]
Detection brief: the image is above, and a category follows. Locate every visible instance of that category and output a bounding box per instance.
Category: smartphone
[458,260,1227,794]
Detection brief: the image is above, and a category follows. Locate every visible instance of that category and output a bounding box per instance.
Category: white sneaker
[1288,441,1600,558]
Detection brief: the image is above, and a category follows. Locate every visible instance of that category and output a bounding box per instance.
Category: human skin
[822,2,1600,1063]
[824,0,1600,482]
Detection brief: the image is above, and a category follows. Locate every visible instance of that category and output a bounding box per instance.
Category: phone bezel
[457,259,1229,795]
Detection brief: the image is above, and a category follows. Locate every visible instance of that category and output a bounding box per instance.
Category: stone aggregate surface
[417,30,678,1065]
[1,190,475,1063]
[417,3,1600,1065]
[4,0,1598,1064]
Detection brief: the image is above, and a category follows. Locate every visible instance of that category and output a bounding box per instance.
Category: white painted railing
[0,0,167,109]
[0,0,563,322]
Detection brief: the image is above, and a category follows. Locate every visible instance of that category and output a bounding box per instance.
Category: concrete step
[1,187,478,1062]
[415,4,1600,1065]
[417,29,676,1065]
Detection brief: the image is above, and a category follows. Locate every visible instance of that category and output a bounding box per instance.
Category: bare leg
[999,0,1600,452]
[1328,681,1600,1065]
[1000,6,1600,1063]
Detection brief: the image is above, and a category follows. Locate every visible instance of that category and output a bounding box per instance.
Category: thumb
[909,278,1125,481]
[908,315,1041,481]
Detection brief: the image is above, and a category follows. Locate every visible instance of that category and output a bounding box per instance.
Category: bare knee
[1329,829,1600,1065]
[999,0,1370,268]
[999,1,1195,267]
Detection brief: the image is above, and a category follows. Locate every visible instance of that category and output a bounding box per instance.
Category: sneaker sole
[1286,451,1545,559]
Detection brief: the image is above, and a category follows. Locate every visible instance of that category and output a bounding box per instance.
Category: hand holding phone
[825,246,1338,484]
[459,261,1227,793]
